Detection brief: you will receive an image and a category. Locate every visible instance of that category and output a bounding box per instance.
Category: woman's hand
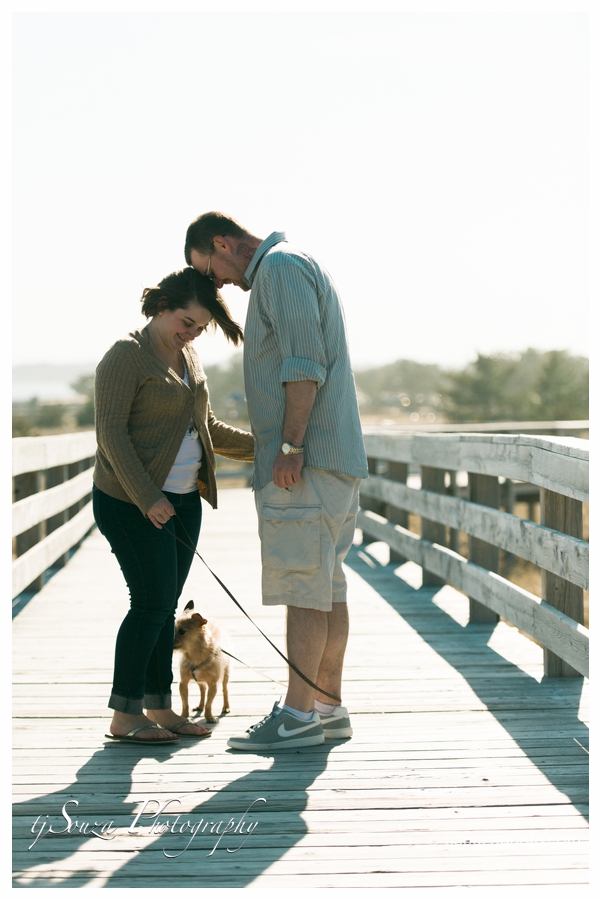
[147,497,176,529]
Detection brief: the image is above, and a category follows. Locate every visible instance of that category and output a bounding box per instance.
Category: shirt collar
[243,231,287,288]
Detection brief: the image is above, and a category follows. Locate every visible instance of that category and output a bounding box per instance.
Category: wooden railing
[12,433,96,599]
[359,432,589,678]
[12,428,590,681]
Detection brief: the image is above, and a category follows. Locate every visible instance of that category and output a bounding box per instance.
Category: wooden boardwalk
[13,488,589,888]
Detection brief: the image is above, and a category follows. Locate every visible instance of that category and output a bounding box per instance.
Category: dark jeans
[92,485,202,715]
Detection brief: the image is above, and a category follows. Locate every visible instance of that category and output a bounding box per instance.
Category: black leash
[190,646,287,689]
[169,516,342,704]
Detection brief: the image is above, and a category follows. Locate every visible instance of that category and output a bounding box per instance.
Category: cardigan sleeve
[207,409,255,461]
[94,343,166,514]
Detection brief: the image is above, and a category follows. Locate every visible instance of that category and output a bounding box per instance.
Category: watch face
[282,442,291,455]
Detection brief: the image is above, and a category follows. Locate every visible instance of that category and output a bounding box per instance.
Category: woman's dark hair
[140,267,243,346]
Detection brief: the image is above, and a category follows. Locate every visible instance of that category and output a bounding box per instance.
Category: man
[185,212,368,750]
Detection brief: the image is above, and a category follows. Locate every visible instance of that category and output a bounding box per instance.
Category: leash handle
[172,517,342,705]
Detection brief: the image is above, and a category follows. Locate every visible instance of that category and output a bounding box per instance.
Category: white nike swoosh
[277,720,319,737]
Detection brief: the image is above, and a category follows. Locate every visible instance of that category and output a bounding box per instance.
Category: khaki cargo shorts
[255,467,361,612]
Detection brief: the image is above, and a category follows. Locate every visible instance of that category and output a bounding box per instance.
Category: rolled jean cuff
[143,692,172,710]
[108,693,144,715]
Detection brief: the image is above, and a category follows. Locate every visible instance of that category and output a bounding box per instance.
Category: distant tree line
[355,348,588,423]
[12,374,96,436]
[12,348,588,437]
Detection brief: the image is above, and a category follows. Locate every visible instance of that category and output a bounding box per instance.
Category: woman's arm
[95,342,166,514]
[207,410,255,461]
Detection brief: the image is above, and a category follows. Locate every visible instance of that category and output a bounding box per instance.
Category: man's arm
[272,380,317,488]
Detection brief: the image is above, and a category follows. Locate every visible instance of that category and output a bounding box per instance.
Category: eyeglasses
[205,251,213,278]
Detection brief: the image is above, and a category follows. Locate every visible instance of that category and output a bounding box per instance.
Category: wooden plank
[468,473,500,624]
[12,431,96,477]
[420,466,446,587]
[12,487,589,888]
[12,468,93,537]
[12,502,95,598]
[362,420,589,435]
[386,461,409,564]
[356,510,589,675]
[360,456,387,517]
[13,470,46,592]
[541,489,585,678]
[360,476,589,588]
[362,433,589,502]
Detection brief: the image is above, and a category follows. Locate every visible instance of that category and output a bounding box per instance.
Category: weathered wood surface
[420,465,446,587]
[12,469,93,537]
[363,433,589,502]
[357,510,589,676]
[12,489,588,888]
[467,473,500,624]
[541,489,585,679]
[361,420,589,436]
[361,475,589,588]
[12,502,95,599]
[12,432,96,477]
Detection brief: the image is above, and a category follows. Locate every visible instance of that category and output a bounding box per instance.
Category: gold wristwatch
[281,442,304,455]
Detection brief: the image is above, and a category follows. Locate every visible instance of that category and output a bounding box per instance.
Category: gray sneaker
[319,705,353,739]
[227,703,324,751]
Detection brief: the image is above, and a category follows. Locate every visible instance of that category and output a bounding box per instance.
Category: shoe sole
[227,733,325,751]
[322,726,353,739]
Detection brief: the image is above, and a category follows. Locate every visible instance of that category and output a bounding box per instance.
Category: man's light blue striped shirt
[242,232,368,490]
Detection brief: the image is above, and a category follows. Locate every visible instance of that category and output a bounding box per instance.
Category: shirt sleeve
[261,257,328,388]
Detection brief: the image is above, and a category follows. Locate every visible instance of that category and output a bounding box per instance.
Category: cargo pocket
[261,506,321,571]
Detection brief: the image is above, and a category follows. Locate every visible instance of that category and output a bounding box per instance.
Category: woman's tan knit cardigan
[93,329,255,515]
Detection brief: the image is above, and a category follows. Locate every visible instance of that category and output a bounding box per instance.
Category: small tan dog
[173,600,231,723]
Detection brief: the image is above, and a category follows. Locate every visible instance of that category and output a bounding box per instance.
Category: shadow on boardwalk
[345,543,589,819]
[13,738,337,887]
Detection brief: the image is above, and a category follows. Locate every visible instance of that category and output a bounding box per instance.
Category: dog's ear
[184,600,194,611]
[191,613,208,626]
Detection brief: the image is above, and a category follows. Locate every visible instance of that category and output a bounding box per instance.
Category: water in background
[12,363,98,402]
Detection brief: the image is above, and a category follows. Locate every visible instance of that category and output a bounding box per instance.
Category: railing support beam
[541,488,584,677]
[361,457,387,518]
[387,461,408,564]
[468,473,500,624]
[13,471,47,593]
[420,466,446,586]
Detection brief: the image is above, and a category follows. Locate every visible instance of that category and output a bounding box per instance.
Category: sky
[12,5,592,376]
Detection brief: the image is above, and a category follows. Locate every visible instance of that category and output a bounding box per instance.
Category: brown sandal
[105,724,180,744]
[168,719,212,739]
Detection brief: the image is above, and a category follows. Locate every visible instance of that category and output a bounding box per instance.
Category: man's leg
[227,470,357,750]
[284,603,349,710]
[284,606,328,711]
[314,602,349,705]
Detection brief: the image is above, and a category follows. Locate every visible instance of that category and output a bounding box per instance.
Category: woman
[93,267,254,744]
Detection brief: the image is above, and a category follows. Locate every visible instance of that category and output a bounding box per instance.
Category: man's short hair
[184,212,248,264]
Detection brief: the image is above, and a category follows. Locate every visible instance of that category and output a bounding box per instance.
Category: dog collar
[190,647,220,674]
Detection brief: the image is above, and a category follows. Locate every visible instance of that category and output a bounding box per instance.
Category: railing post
[420,466,446,586]
[387,461,408,563]
[362,457,386,516]
[46,464,70,568]
[467,474,500,624]
[13,469,47,593]
[540,488,584,677]
[447,471,460,554]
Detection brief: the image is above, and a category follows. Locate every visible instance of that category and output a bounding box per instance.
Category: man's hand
[147,497,176,529]
[273,451,304,488]
[273,380,317,488]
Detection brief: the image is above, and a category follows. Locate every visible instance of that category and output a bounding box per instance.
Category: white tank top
[162,363,203,494]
